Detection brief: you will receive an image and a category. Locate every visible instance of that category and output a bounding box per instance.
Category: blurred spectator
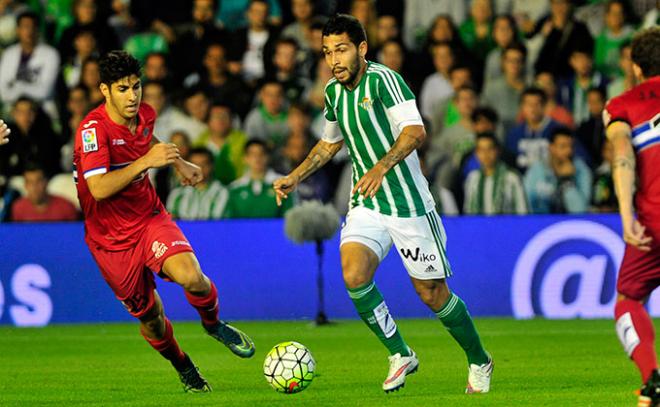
[123,19,169,65]
[184,42,251,118]
[194,103,247,185]
[299,17,325,79]
[557,48,607,124]
[0,11,60,119]
[427,86,478,189]
[482,43,527,135]
[107,0,137,46]
[170,0,229,80]
[143,52,174,91]
[61,29,98,89]
[378,39,407,77]
[534,71,575,129]
[166,147,229,220]
[484,14,521,83]
[79,57,104,107]
[422,14,473,72]
[142,80,179,142]
[58,0,117,61]
[228,0,280,85]
[533,0,594,79]
[11,163,79,222]
[575,87,606,167]
[419,154,459,216]
[494,0,548,37]
[420,41,454,122]
[177,87,210,144]
[350,0,378,44]
[281,0,315,50]
[459,0,495,63]
[154,130,191,203]
[224,139,292,218]
[606,41,635,98]
[403,2,466,51]
[505,87,560,171]
[524,127,592,214]
[308,56,334,115]
[270,37,312,105]
[60,85,90,172]
[594,0,634,79]
[591,138,617,213]
[274,103,330,202]
[429,64,474,137]
[244,80,289,149]
[0,97,61,177]
[216,0,282,32]
[374,14,400,50]
[464,132,527,215]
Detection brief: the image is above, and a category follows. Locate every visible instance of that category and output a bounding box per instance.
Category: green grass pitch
[0,318,647,406]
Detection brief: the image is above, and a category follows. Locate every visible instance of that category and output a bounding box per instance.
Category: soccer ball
[263,341,315,394]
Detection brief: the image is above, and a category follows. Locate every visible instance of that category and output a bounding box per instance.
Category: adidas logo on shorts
[424,265,436,273]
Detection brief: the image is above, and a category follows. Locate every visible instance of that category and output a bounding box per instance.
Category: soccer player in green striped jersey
[274,14,493,394]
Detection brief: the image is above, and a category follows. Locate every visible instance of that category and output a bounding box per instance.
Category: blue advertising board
[2,215,656,326]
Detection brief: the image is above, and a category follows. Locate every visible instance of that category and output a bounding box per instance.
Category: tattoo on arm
[613,155,634,171]
[378,127,424,171]
[294,141,343,181]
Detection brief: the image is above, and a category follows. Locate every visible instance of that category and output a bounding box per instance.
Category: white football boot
[465,354,493,394]
[382,349,419,393]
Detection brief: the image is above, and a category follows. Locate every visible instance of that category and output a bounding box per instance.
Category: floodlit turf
[0,318,647,406]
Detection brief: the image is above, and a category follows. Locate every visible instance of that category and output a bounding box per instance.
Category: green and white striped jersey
[166,180,229,220]
[322,61,435,217]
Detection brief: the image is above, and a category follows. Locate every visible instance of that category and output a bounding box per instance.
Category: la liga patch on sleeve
[82,128,98,152]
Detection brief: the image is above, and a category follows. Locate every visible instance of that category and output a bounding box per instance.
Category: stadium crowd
[0,0,657,222]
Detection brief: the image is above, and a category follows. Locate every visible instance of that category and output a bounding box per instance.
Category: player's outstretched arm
[87,143,180,200]
[273,139,343,206]
[607,121,652,251]
[0,119,10,145]
[353,125,426,198]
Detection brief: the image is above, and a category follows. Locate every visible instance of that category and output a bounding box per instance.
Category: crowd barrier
[2,214,654,326]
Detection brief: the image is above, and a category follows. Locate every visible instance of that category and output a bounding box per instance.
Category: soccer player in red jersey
[73,51,255,393]
[605,27,660,406]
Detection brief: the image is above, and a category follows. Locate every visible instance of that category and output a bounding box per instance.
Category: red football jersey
[73,103,165,250]
[604,76,660,224]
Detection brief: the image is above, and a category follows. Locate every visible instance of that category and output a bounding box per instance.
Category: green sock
[436,293,489,365]
[347,282,411,356]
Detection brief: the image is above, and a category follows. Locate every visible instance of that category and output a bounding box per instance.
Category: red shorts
[617,224,660,300]
[88,214,193,318]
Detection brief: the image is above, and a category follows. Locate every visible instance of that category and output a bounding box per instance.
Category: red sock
[615,298,658,382]
[141,318,187,370]
[185,281,219,326]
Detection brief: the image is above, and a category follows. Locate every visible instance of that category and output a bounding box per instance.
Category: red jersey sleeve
[79,121,110,179]
[603,95,631,128]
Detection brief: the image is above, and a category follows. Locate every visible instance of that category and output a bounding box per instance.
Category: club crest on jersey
[152,241,168,259]
[82,128,98,152]
[359,97,373,110]
[143,128,149,137]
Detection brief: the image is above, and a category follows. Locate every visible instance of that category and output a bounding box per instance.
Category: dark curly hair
[322,14,366,47]
[99,50,141,86]
[631,27,660,78]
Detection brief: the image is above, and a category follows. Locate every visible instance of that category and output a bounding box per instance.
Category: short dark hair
[188,147,214,164]
[475,132,500,149]
[14,96,36,111]
[550,126,574,143]
[245,139,269,154]
[631,26,660,78]
[471,106,499,124]
[521,86,547,104]
[586,86,606,100]
[276,36,300,50]
[322,14,367,47]
[23,162,47,178]
[503,42,527,60]
[16,10,38,26]
[99,50,141,86]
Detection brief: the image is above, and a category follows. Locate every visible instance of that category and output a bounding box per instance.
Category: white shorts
[340,206,452,280]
